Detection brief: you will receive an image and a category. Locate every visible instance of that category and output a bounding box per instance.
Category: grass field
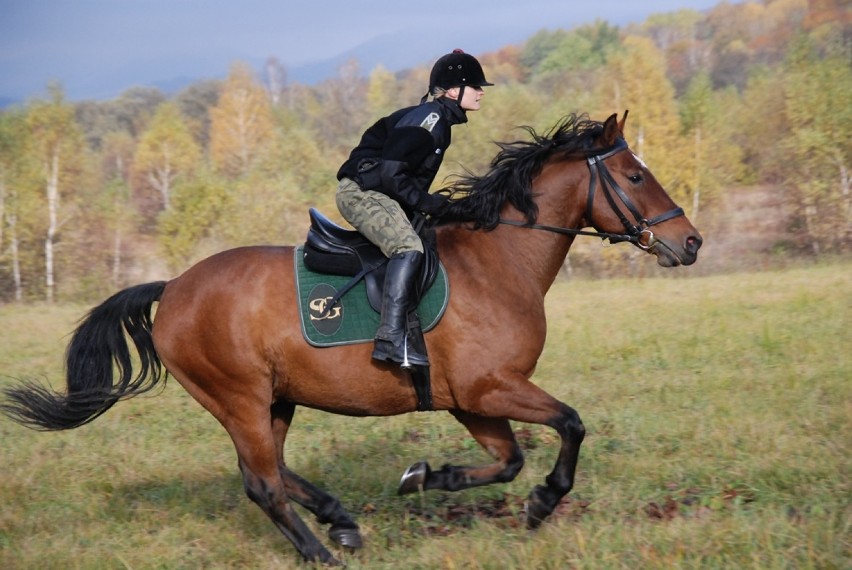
[1,262,849,569]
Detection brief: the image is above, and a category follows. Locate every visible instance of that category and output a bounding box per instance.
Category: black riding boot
[372,251,429,368]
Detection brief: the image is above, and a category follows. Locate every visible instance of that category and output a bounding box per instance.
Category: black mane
[439,113,607,230]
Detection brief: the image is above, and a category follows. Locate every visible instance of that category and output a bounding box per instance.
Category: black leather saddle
[302,208,440,313]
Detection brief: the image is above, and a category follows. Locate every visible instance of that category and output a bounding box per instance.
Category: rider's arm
[378,126,450,215]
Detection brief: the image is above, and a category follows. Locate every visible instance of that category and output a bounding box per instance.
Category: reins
[498,138,684,251]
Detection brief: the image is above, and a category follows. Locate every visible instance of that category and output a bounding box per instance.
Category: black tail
[1,281,168,430]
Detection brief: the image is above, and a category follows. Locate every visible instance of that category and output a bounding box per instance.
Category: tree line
[0,0,849,302]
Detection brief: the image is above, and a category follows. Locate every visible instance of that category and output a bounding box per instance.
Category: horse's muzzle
[652,233,702,267]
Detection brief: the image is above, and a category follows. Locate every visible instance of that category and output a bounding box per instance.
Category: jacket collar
[435,97,468,125]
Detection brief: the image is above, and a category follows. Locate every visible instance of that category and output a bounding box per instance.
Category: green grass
[1,262,849,569]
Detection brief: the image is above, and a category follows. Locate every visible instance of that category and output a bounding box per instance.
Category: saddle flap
[302,208,441,313]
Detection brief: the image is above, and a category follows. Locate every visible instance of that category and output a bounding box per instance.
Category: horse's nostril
[686,235,703,254]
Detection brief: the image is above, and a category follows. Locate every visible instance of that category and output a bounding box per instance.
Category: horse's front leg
[398,411,524,493]
[524,399,585,528]
[399,378,585,529]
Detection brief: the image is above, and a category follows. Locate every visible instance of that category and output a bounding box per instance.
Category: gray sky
[1,0,739,103]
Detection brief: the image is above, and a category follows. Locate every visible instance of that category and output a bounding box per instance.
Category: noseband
[499,138,685,251]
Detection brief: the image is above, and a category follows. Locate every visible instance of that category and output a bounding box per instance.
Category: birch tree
[134,102,200,210]
[0,110,35,301]
[679,71,745,223]
[25,85,84,302]
[209,62,275,178]
[602,36,687,202]
[101,131,136,287]
[781,36,852,253]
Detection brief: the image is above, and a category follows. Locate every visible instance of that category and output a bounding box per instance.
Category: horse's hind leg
[271,401,363,549]
[227,412,338,564]
[399,411,525,493]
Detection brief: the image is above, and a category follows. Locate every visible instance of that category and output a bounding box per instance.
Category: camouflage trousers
[335,177,423,257]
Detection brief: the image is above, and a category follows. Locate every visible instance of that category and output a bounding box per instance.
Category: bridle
[498,138,684,252]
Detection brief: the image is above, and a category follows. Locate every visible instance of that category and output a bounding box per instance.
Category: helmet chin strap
[456,85,466,107]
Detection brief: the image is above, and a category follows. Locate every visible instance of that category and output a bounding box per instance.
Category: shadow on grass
[103,464,593,547]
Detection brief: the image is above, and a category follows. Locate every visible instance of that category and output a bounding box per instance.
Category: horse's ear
[618,110,629,135]
[602,113,620,146]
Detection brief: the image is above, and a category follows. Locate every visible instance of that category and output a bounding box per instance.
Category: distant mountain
[287,26,531,85]
[0,30,523,108]
[0,2,743,107]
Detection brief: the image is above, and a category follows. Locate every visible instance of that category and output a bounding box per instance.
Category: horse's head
[441,111,702,267]
[586,112,702,267]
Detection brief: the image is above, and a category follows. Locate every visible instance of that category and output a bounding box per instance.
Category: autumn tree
[309,59,369,148]
[209,62,276,178]
[601,36,685,200]
[536,20,620,76]
[25,84,86,302]
[157,172,230,271]
[442,82,542,180]
[134,102,201,210]
[520,29,570,72]
[100,131,137,287]
[264,56,288,107]
[478,46,526,85]
[779,33,852,253]
[267,113,340,206]
[0,109,39,301]
[174,79,221,149]
[632,9,707,94]
[737,68,789,183]
[366,64,398,119]
[679,71,745,223]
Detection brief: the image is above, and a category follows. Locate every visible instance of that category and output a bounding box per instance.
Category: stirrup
[401,332,412,369]
[372,334,429,368]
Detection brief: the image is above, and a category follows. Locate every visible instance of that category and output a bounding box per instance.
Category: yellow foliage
[209,62,276,179]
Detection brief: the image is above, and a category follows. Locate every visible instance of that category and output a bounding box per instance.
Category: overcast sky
[1,0,741,103]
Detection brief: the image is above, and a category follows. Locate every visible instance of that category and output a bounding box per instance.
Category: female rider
[335,49,492,368]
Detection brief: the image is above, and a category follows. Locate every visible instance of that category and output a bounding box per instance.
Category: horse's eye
[628,174,643,184]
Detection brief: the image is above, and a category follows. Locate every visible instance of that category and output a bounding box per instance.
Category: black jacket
[337,97,467,215]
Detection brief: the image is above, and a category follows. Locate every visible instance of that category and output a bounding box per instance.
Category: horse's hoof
[328,525,363,550]
[524,486,553,529]
[398,461,430,495]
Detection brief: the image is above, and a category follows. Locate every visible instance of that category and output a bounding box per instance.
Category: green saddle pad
[294,246,449,347]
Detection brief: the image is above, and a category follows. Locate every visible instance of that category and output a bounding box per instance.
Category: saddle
[300,208,441,412]
[302,208,440,313]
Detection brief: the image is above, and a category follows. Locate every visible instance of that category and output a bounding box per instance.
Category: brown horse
[2,113,701,564]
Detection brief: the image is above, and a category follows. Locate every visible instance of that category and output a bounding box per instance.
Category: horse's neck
[441,162,588,295]
[439,222,574,298]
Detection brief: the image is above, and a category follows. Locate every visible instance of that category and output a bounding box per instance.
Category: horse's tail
[1,281,168,431]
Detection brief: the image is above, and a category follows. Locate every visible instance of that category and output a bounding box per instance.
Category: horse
[2,112,702,565]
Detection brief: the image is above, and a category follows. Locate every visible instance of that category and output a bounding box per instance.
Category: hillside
[0,0,849,301]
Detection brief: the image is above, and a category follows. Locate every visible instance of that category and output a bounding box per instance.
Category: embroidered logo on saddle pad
[294,247,449,347]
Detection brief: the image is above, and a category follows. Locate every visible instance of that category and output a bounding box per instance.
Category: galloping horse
[2,113,701,564]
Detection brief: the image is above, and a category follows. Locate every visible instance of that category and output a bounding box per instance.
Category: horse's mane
[439,113,606,230]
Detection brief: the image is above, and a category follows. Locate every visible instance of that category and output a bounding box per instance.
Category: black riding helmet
[423,49,493,102]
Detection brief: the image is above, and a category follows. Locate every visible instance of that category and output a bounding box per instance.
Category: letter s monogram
[309,297,341,321]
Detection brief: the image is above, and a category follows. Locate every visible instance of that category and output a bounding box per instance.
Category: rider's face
[447,86,484,112]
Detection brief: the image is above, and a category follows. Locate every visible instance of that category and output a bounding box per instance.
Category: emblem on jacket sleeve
[420,112,440,132]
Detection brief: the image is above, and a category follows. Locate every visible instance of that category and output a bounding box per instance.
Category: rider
[335,49,492,368]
